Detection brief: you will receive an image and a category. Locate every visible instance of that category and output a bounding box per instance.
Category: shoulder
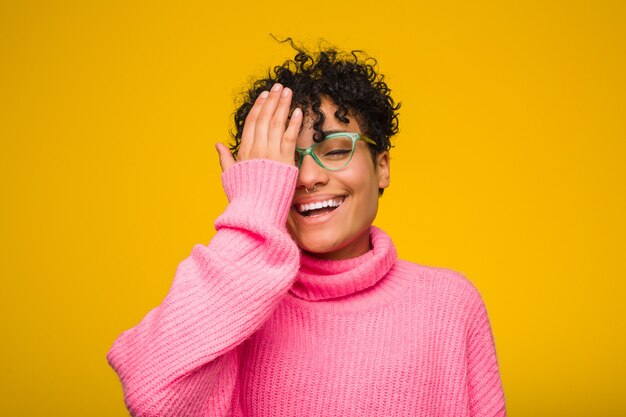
[392,259,485,314]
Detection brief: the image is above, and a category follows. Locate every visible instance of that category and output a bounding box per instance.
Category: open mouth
[294,196,346,217]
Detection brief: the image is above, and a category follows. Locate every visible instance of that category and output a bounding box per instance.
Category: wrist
[220,159,298,227]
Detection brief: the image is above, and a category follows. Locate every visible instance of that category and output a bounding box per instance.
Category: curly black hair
[230,38,401,194]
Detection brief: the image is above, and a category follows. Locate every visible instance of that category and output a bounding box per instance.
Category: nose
[296,153,329,192]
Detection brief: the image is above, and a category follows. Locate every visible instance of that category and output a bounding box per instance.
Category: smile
[295,196,346,217]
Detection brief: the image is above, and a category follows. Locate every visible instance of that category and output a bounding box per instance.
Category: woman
[108,44,506,416]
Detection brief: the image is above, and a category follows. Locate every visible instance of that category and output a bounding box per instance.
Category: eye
[323,149,351,159]
[316,136,353,160]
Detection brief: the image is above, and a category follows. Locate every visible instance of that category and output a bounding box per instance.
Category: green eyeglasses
[294,132,377,171]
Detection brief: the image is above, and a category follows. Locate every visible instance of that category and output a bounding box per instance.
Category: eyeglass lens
[295,136,355,170]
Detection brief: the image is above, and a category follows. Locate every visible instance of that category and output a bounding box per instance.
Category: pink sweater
[107,159,506,417]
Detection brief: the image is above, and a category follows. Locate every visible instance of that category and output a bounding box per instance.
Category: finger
[280,107,303,165]
[215,142,236,173]
[268,87,293,157]
[240,90,269,160]
[253,83,283,156]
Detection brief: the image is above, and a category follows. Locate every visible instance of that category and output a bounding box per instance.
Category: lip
[292,194,347,206]
[291,195,347,225]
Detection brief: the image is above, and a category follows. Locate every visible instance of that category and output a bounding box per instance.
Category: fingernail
[292,108,302,117]
[271,83,282,92]
[259,91,269,99]
[281,87,291,97]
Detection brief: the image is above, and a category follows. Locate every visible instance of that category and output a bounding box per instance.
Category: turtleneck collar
[289,226,398,301]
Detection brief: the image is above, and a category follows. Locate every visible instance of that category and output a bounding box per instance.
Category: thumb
[215,142,236,173]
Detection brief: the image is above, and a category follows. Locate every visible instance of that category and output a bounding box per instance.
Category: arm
[466,290,507,417]
[107,160,299,416]
[107,84,303,417]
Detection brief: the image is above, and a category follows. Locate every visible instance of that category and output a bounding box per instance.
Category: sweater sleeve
[107,159,301,417]
[466,289,507,417]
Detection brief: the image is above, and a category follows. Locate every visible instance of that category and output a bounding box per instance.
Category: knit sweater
[107,159,506,417]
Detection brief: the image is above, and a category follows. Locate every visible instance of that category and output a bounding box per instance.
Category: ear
[376,151,390,189]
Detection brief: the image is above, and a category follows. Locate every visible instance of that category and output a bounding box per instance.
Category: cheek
[340,158,379,196]
[339,166,380,220]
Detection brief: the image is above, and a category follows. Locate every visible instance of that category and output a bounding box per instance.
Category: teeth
[297,198,344,213]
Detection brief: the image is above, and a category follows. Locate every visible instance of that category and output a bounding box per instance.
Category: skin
[216,83,390,260]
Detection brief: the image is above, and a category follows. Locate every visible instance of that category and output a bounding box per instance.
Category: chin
[293,232,344,255]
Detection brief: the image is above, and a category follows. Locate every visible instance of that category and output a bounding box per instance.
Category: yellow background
[1,1,625,416]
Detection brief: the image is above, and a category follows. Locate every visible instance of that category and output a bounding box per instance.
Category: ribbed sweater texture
[107,159,506,417]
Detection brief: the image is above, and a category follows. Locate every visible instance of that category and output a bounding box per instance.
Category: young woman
[108,45,506,417]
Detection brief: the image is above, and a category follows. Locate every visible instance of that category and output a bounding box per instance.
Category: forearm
[107,160,300,416]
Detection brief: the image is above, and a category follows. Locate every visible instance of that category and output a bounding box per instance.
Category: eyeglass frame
[294,132,378,171]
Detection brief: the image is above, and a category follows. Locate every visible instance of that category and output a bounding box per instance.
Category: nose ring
[305,185,318,194]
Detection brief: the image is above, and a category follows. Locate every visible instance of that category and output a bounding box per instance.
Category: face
[286,98,390,260]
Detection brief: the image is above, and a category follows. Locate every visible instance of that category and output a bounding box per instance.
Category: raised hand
[216,83,303,172]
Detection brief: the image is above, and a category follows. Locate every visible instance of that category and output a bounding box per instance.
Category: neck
[289,226,398,302]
